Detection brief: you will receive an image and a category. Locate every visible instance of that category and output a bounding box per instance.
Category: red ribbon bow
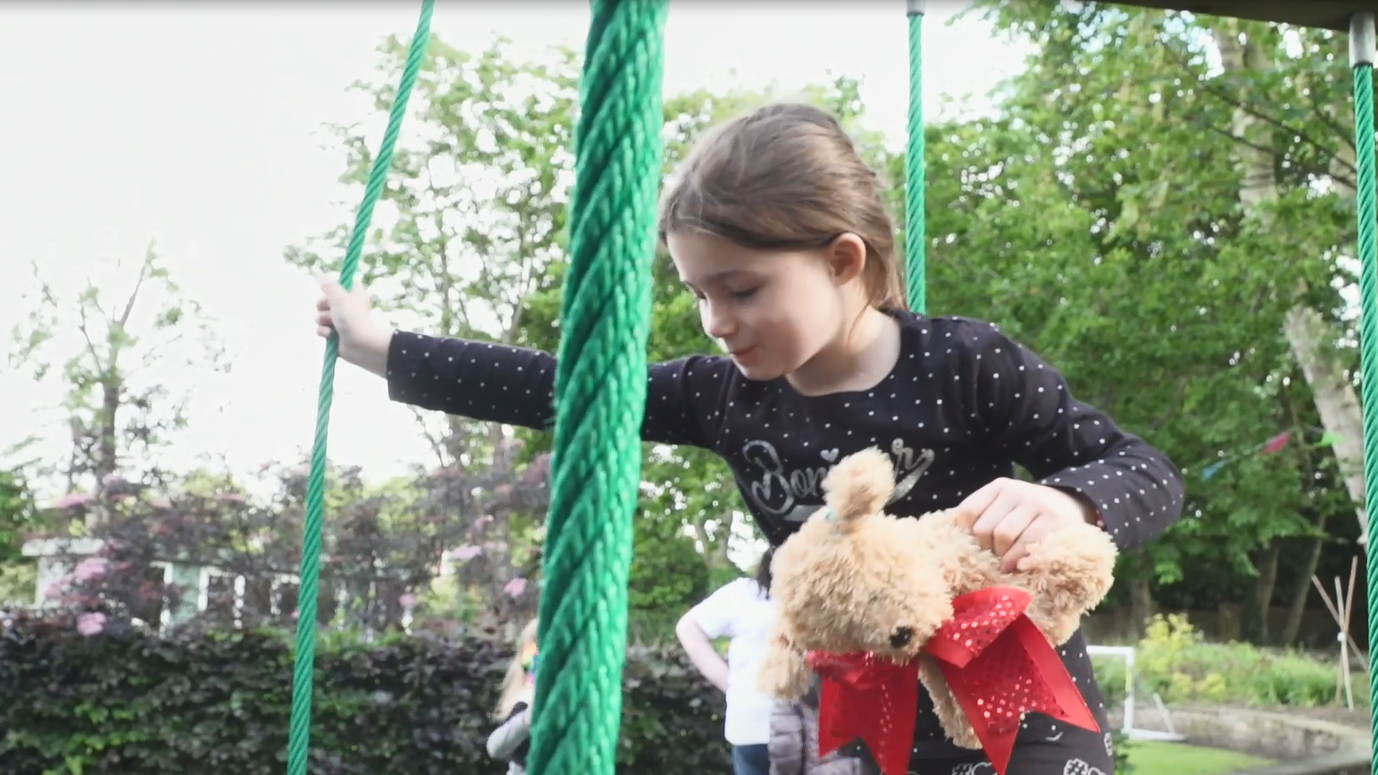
[806,586,1099,775]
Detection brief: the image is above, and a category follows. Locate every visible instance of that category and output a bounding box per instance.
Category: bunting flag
[1197,428,1342,480]
[1201,460,1228,480]
[1261,431,1291,454]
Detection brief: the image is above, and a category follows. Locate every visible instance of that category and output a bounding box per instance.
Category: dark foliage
[0,609,730,775]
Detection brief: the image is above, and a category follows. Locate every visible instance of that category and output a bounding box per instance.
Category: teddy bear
[757,447,1119,775]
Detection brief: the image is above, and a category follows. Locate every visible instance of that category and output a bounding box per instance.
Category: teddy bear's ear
[821,446,895,526]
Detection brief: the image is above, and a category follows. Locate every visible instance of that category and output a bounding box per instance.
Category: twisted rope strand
[905,8,926,314]
[527,3,668,775]
[288,4,433,774]
[1351,51,1378,775]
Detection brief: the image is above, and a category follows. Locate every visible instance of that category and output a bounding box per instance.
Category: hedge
[0,610,731,775]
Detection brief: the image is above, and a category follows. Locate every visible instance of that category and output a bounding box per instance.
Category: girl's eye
[730,287,760,300]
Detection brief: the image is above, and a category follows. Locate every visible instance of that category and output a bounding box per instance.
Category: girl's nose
[702,303,736,340]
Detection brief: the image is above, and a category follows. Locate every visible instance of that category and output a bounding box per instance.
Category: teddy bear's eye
[889,626,914,648]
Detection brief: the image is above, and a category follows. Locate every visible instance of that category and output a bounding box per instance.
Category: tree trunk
[90,377,122,527]
[1214,24,1368,543]
[1279,520,1329,646]
[1283,307,1369,537]
[1128,550,1156,638]
[1247,542,1280,644]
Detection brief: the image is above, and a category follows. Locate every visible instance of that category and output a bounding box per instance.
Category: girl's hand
[314,274,393,376]
[952,478,1098,573]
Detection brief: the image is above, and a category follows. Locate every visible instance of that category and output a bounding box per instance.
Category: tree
[0,468,38,605]
[0,469,35,567]
[8,244,227,524]
[286,34,578,461]
[284,34,572,632]
[926,1,1360,641]
[45,452,551,634]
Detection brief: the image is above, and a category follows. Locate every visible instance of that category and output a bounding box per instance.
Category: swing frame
[1110,0,1378,31]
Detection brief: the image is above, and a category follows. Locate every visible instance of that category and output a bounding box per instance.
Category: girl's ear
[823,233,868,286]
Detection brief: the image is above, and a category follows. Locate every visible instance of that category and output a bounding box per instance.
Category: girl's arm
[964,324,1186,550]
[384,330,736,448]
[674,612,730,692]
[486,703,533,760]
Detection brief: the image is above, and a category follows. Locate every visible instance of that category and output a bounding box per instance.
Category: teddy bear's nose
[889,626,914,648]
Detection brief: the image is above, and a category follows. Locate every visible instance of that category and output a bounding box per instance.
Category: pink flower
[56,493,95,509]
[504,577,528,598]
[399,593,418,609]
[149,497,172,509]
[43,574,73,599]
[74,557,107,582]
[76,612,106,636]
[450,545,482,562]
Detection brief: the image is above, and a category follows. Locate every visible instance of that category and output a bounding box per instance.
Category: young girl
[487,619,539,775]
[315,102,1184,774]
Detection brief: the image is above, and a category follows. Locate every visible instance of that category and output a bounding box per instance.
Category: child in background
[769,681,869,775]
[676,547,780,775]
[487,619,539,775]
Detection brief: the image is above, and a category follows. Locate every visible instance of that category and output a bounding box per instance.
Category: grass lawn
[1126,740,1274,775]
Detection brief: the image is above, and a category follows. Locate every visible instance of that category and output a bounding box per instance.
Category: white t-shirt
[687,576,778,747]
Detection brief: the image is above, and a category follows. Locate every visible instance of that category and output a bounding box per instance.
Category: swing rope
[527,2,668,774]
[287,2,434,773]
[1350,12,1378,773]
[906,0,926,314]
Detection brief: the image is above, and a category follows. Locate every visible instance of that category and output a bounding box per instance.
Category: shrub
[1090,613,1367,710]
[0,610,731,775]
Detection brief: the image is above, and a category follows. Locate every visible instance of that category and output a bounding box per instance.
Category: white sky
[0,1,1030,502]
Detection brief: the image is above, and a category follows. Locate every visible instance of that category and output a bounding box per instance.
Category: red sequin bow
[806,586,1098,775]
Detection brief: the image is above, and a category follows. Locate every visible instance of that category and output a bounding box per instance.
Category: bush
[0,610,731,775]
[1091,613,1368,710]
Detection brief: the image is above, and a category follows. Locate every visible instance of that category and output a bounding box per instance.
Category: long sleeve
[486,703,532,761]
[964,324,1185,550]
[768,700,805,775]
[385,331,734,448]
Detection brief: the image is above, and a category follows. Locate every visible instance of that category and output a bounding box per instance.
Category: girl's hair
[754,545,775,597]
[495,618,540,720]
[658,102,908,312]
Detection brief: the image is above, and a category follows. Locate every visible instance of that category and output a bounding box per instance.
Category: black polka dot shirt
[387,310,1185,758]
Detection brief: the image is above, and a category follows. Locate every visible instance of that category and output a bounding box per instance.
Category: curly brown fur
[758,447,1119,749]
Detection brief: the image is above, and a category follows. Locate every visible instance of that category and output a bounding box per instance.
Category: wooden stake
[1311,573,1367,662]
[1335,575,1354,710]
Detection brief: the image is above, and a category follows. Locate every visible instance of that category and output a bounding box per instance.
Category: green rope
[905,3,926,314]
[527,2,667,774]
[1353,32,1378,775]
[287,3,433,773]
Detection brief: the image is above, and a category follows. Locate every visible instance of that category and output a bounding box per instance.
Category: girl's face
[667,230,867,383]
